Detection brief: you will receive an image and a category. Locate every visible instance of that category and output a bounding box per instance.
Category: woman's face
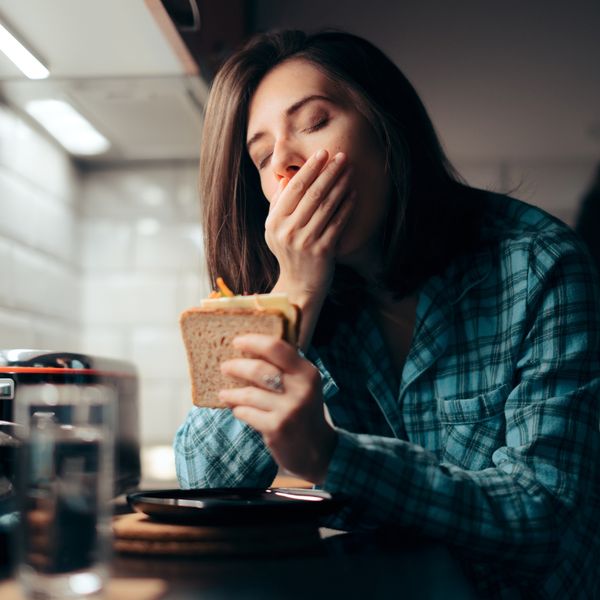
[246,59,391,266]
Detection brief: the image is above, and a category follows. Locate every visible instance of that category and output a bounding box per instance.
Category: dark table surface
[1,489,476,599]
[111,526,476,600]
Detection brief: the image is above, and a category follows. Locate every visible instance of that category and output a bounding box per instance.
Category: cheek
[260,177,277,203]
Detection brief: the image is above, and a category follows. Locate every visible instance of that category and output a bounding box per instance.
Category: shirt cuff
[302,346,340,400]
[322,428,363,493]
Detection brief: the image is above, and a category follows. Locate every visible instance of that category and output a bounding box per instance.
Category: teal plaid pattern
[174,194,600,598]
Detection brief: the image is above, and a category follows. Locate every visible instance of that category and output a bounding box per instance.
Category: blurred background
[0,0,599,483]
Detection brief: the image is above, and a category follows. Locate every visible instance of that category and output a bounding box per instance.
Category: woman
[175,30,600,598]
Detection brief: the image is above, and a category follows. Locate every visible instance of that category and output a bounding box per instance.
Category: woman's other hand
[218,334,337,484]
[266,149,355,348]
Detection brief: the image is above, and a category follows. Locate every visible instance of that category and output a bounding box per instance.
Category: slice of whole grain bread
[180,308,286,408]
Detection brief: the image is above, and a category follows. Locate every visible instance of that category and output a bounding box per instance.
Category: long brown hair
[200,29,480,298]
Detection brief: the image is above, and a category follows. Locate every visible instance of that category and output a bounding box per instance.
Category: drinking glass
[14,384,115,599]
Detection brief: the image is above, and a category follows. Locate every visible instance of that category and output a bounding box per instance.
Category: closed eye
[258,152,272,170]
[255,117,329,170]
[302,117,329,134]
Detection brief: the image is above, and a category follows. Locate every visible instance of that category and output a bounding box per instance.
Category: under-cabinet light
[0,22,49,79]
[24,99,110,156]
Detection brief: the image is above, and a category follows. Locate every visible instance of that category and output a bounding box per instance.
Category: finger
[312,188,356,240]
[219,386,277,410]
[301,169,353,237]
[229,405,274,433]
[232,334,302,372]
[221,358,284,393]
[269,177,289,211]
[265,178,289,230]
[315,192,356,247]
[291,154,350,229]
[271,149,329,217]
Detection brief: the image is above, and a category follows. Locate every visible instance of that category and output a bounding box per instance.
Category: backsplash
[78,163,210,446]
[0,104,209,448]
[0,105,80,350]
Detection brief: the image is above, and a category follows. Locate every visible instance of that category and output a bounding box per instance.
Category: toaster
[0,349,141,495]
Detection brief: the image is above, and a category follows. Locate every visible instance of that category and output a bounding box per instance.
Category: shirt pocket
[437,384,509,470]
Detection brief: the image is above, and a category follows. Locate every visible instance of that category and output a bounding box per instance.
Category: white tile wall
[0,105,80,355]
[139,377,187,445]
[176,272,210,313]
[132,224,204,271]
[81,271,180,326]
[31,315,80,353]
[130,326,188,379]
[0,169,75,260]
[79,326,130,361]
[80,165,192,223]
[79,162,209,446]
[0,238,13,306]
[0,307,35,348]
[0,105,77,203]
[79,220,133,270]
[12,245,79,321]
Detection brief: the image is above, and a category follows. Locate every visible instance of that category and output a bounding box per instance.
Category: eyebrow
[246,94,332,152]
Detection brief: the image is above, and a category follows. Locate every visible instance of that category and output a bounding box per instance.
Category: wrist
[272,279,324,311]
[272,279,328,350]
[310,425,338,485]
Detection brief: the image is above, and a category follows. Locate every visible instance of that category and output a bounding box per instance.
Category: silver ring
[262,372,284,393]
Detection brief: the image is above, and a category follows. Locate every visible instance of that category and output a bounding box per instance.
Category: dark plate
[127,487,344,526]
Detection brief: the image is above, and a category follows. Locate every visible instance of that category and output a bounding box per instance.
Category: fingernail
[334,152,346,164]
[316,149,328,161]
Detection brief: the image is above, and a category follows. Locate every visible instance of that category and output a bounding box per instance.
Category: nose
[270,138,305,181]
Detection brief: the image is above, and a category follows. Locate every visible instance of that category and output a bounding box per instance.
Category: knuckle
[251,363,264,380]
[304,188,321,205]
[269,337,286,354]
[277,228,293,245]
[289,178,304,194]
[296,235,311,251]
[311,243,329,258]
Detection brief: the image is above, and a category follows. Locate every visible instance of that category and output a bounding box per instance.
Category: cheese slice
[200,293,299,346]
[200,293,297,324]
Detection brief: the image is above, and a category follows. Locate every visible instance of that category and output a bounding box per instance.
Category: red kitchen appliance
[0,349,140,495]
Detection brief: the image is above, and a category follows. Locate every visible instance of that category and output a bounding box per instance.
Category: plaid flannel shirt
[174,194,600,598]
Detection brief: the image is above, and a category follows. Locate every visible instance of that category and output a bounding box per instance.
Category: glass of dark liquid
[14,384,115,599]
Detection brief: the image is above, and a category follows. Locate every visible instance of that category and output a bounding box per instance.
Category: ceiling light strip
[0,22,49,79]
[24,99,110,156]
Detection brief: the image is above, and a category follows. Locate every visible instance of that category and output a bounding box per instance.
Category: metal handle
[0,378,15,400]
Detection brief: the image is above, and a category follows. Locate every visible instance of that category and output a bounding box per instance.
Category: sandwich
[180,278,300,408]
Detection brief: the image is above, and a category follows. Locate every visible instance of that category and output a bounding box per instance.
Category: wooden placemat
[113,512,320,556]
[0,578,167,600]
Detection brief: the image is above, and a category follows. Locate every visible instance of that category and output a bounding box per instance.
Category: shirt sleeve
[174,406,278,489]
[317,232,600,575]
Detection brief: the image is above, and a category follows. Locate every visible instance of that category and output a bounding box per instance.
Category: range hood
[0,74,207,163]
[0,0,247,164]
